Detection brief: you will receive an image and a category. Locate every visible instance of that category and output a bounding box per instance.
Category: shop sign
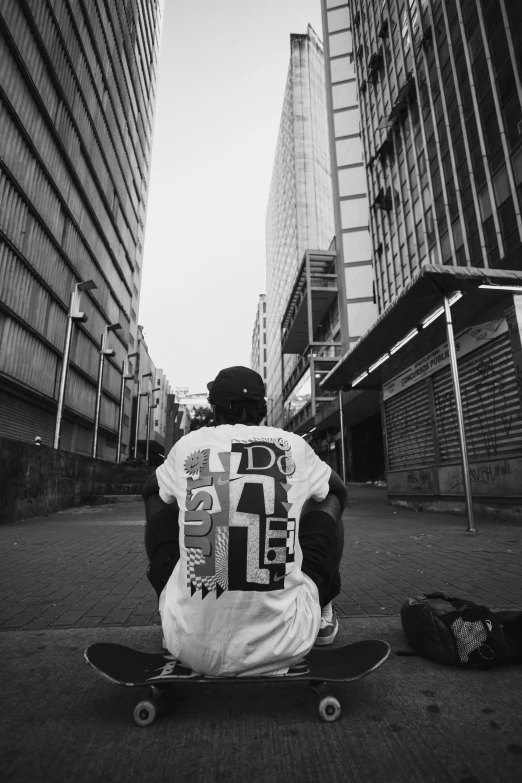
[382,318,508,401]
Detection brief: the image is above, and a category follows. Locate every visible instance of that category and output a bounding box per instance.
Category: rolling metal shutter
[74,424,93,455]
[433,334,522,463]
[384,380,435,469]
[0,391,54,445]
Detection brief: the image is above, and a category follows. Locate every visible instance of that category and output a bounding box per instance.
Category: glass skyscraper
[265,25,335,428]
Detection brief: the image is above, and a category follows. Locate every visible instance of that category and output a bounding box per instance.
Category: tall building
[350,0,522,296]
[322,0,522,517]
[130,325,172,466]
[250,294,267,388]
[0,0,164,461]
[281,2,380,478]
[151,367,172,457]
[265,25,335,427]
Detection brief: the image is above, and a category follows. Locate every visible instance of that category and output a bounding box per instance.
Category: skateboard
[84,639,390,725]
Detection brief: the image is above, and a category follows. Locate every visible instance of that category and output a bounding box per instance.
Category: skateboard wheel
[133,700,156,727]
[318,696,341,722]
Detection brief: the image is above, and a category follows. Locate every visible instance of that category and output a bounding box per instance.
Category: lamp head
[77,280,97,292]
[71,312,88,323]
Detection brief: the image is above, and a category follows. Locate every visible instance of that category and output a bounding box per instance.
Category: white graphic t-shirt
[155,424,331,677]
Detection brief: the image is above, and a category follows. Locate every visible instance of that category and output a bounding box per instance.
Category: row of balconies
[279,250,342,435]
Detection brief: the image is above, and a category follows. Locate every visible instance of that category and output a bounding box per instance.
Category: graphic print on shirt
[183,438,296,598]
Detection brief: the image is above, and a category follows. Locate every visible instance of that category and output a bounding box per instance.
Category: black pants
[145,493,344,608]
[299,494,344,608]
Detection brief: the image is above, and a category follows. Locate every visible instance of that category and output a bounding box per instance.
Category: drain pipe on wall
[338,389,346,484]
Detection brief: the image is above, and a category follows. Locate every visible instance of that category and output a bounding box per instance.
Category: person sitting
[141,366,347,677]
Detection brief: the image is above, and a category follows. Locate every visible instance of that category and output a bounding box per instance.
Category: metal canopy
[322,265,522,391]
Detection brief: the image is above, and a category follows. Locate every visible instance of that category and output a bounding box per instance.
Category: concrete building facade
[0,0,164,461]
[265,26,335,428]
[151,367,172,455]
[321,0,377,350]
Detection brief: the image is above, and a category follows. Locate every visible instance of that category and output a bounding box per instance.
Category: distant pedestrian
[142,365,347,677]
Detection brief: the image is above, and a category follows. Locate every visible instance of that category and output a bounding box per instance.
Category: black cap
[207,366,265,409]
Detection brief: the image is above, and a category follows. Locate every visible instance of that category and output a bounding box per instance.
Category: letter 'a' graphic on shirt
[183,440,296,599]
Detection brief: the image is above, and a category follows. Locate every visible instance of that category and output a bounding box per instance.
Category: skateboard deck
[85,639,390,725]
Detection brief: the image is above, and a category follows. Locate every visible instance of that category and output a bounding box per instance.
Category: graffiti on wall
[406,469,433,493]
[442,459,513,494]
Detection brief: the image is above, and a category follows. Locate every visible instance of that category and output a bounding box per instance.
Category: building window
[123,414,129,426]
[155,420,159,427]
[498,196,519,251]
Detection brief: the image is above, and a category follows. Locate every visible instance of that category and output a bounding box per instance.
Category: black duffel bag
[400,591,522,668]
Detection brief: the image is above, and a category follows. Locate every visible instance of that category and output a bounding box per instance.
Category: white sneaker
[314,602,339,646]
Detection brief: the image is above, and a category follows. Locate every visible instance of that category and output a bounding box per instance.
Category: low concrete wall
[387,455,522,522]
[0,437,153,524]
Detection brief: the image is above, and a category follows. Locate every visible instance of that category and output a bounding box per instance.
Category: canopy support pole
[338,390,346,483]
[443,295,476,533]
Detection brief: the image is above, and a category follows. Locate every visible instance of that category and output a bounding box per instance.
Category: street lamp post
[54,279,97,450]
[134,371,152,459]
[93,323,122,459]
[146,386,161,464]
[116,351,137,464]
[443,295,476,533]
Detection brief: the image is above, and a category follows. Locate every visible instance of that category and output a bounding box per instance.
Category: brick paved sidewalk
[1,485,521,631]
[0,502,156,632]
[336,484,522,617]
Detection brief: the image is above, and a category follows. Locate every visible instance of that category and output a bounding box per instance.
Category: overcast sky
[138,0,324,393]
